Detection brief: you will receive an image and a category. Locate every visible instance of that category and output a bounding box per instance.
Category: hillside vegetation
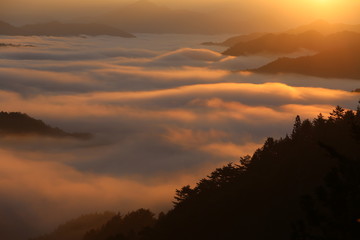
[33,103,360,240]
[0,111,91,139]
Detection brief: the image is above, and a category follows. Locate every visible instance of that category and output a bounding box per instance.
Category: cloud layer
[0,34,359,239]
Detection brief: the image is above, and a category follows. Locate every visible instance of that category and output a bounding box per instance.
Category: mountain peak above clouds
[287,19,360,35]
[254,31,360,79]
[0,20,18,34]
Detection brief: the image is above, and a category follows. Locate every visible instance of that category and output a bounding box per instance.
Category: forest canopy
[32,103,360,240]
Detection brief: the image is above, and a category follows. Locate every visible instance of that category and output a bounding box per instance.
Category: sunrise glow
[0,0,359,240]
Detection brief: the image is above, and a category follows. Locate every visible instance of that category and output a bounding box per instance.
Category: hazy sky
[1,0,359,28]
[0,1,360,239]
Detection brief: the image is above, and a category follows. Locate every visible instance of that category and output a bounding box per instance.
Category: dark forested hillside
[0,42,33,47]
[83,209,156,240]
[142,105,360,240]
[35,104,360,240]
[0,111,91,139]
[31,212,115,240]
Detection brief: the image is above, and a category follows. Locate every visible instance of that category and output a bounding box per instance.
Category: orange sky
[1,11,360,238]
[1,0,359,28]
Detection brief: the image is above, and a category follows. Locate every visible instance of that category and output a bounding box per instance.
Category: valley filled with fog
[0,34,359,239]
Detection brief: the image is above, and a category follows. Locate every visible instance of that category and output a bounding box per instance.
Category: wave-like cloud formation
[0,34,359,240]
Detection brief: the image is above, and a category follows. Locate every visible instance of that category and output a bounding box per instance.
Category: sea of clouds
[0,34,359,239]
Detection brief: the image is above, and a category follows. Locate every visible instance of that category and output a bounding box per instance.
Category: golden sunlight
[0,0,359,239]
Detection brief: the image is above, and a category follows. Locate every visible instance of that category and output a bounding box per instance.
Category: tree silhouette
[83,209,156,240]
[71,103,360,240]
[293,144,360,240]
[142,103,360,240]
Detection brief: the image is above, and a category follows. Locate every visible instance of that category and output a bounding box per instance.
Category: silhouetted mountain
[69,104,360,240]
[0,20,135,37]
[0,20,18,34]
[83,209,156,240]
[31,212,115,240]
[254,32,360,79]
[82,0,233,34]
[202,32,267,47]
[0,111,91,139]
[293,141,360,240]
[140,105,360,240]
[0,42,34,47]
[207,20,360,48]
[223,30,325,56]
[287,19,360,35]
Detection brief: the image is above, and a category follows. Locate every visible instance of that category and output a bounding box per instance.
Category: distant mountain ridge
[0,42,34,47]
[202,32,266,47]
[0,111,91,139]
[251,31,360,79]
[0,21,135,37]
[223,30,325,56]
[0,21,17,34]
[286,19,360,35]
[254,46,360,80]
[211,20,360,80]
[31,212,115,240]
[205,20,360,48]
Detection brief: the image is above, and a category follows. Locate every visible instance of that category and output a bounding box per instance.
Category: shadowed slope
[223,30,325,56]
[207,20,360,48]
[201,32,266,47]
[83,209,156,240]
[287,19,360,35]
[141,106,360,240]
[0,111,91,139]
[73,105,360,240]
[254,32,360,79]
[30,212,115,240]
[0,20,18,35]
[0,43,34,47]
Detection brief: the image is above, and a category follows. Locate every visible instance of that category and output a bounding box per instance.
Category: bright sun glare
[314,0,332,5]
[309,0,339,18]
[313,0,335,5]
